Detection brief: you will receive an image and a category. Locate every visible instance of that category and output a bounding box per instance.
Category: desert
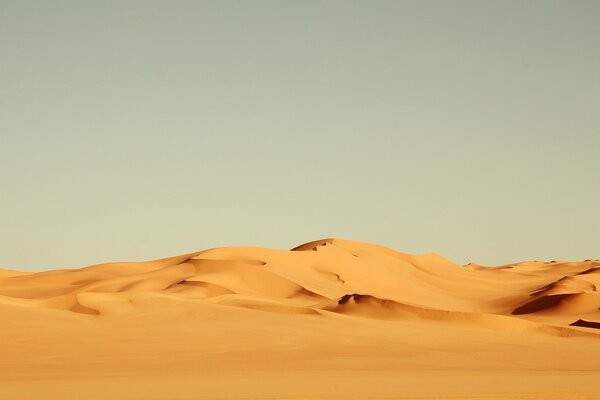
[1,238,600,399]
[3,1,599,399]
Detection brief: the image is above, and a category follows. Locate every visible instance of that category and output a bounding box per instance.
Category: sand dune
[1,239,600,399]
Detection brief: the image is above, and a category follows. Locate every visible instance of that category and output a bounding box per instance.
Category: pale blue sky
[1,1,599,271]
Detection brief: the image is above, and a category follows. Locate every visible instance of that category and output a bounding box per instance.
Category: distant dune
[1,239,600,399]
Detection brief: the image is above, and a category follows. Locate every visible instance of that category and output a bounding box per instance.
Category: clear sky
[1,1,599,271]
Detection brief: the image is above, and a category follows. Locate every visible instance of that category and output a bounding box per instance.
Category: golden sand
[2,239,599,399]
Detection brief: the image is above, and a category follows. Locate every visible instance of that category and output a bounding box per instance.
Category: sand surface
[2,239,600,399]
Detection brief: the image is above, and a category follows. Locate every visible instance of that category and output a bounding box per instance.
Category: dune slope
[1,238,600,400]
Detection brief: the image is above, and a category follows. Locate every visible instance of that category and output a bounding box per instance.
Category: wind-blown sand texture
[2,239,600,399]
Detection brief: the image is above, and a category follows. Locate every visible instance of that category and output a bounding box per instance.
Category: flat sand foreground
[1,239,600,399]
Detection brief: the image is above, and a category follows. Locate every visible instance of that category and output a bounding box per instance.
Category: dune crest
[1,238,598,332]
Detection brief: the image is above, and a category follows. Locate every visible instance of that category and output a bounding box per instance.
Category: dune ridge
[2,238,599,332]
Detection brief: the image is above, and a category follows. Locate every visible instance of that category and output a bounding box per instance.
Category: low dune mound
[182,258,325,301]
[512,268,600,316]
[320,293,416,319]
[318,293,599,338]
[0,239,598,333]
[529,276,597,296]
[513,293,600,316]
[0,268,30,278]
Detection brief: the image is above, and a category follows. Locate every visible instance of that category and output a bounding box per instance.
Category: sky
[1,1,599,271]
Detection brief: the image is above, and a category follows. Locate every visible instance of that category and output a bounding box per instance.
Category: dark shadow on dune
[579,267,600,275]
[70,302,100,315]
[570,319,600,329]
[291,239,334,251]
[338,294,356,305]
[512,294,570,315]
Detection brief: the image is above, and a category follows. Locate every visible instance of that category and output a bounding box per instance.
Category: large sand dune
[1,239,600,399]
